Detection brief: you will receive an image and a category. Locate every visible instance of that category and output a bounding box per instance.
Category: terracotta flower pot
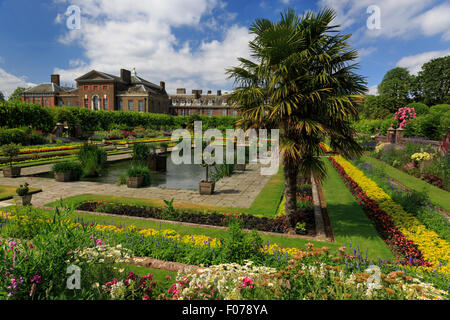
[127,176,144,188]
[199,180,215,195]
[3,166,21,178]
[54,172,72,182]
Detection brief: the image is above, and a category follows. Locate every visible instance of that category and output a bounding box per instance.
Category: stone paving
[0,161,271,209]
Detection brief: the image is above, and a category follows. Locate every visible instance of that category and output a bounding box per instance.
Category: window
[208,109,212,116]
[67,101,72,106]
[128,101,134,111]
[103,85,108,90]
[103,98,108,110]
[45,100,49,107]
[138,100,144,112]
[93,85,98,91]
[84,85,89,90]
[84,98,89,108]
[119,101,123,111]
[232,110,238,116]
[222,109,227,116]
[58,101,63,107]
[92,96,100,110]
[186,109,190,116]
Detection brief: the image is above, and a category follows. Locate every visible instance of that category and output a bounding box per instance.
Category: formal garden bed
[322,144,449,275]
[0,205,448,300]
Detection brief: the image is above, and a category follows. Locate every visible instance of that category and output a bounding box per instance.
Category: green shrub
[132,143,150,163]
[16,182,30,196]
[406,102,429,115]
[51,161,83,181]
[1,143,20,166]
[127,164,151,186]
[77,143,107,177]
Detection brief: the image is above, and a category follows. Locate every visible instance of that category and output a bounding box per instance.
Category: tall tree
[0,91,4,101]
[227,8,365,225]
[377,67,413,101]
[416,56,450,105]
[8,87,26,102]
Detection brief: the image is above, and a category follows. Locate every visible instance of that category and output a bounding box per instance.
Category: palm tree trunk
[283,156,298,226]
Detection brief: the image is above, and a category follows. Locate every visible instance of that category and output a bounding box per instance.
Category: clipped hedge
[0,101,238,133]
[0,127,47,146]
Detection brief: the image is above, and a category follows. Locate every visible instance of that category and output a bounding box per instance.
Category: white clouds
[318,0,450,41]
[358,47,378,59]
[368,85,379,96]
[0,68,35,98]
[416,3,450,41]
[396,49,450,75]
[53,0,252,93]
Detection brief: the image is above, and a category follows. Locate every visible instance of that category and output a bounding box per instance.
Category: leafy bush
[51,161,83,181]
[77,143,107,177]
[1,143,20,166]
[0,127,46,146]
[0,101,54,132]
[131,143,150,163]
[16,182,30,196]
[406,102,429,115]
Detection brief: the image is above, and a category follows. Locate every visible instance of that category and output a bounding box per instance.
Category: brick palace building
[169,88,238,117]
[22,68,170,113]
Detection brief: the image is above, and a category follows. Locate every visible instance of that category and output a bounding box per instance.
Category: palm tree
[227,8,366,226]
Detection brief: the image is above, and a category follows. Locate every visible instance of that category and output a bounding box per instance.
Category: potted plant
[77,143,107,177]
[1,143,21,178]
[126,164,151,188]
[295,221,307,235]
[16,182,32,206]
[51,161,83,182]
[199,163,215,195]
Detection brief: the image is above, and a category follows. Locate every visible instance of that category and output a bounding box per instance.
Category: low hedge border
[75,201,316,237]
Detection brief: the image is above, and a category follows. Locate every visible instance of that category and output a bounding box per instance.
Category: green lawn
[321,160,394,260]
[0,185,42,201]
[361,155,450,212]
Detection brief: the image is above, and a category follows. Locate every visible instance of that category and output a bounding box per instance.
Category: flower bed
[76,200,300,234]
[324,145,450,275]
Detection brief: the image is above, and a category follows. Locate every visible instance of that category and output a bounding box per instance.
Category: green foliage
[363,95,404,119]
[131,143,150,163]
[127,164,151,186]
[77,143,107,177]
[210,163,235,181]
[0,127,46,146]
[378,67,413,101]
[0,101,54,132]
[353,115,395,135]
[51,161,83,181]
[415,56,450,105]
[1,143,20,166]
[221,218,263,264]
[404,106,450,140]
[405,102,429,115]
[7,87,26,102]
[16,182,29,196]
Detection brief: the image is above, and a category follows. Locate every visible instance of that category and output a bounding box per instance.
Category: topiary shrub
[406,102,429,116]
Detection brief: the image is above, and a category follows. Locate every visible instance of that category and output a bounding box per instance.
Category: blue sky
[0,0,449,97]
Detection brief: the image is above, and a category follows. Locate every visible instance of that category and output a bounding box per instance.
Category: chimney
[120,69,131,84]
[177,88,186,94]
[160,81,165,90]
[217,90,222,96]
[207,90,212,94]
[51,74,60,87]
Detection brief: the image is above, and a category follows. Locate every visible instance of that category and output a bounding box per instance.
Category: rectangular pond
[35,156,207,190]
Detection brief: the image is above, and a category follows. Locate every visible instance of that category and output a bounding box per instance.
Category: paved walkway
[0,162,271,209]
